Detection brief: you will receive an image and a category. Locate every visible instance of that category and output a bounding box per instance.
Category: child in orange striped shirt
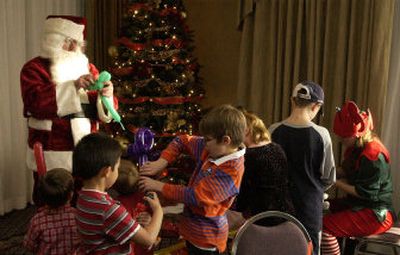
[139,105,247,254]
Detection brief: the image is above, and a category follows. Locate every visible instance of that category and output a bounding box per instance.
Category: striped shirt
[75,189,140,255]
[160,135,245,252]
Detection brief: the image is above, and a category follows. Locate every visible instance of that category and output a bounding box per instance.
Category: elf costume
[321,101,394,255]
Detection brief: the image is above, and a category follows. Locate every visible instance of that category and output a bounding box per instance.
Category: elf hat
[333,101,374,138]
[44,15,86,42]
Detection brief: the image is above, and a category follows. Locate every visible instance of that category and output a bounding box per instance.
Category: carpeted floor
[0,204,36,254]
[0,204,223,254]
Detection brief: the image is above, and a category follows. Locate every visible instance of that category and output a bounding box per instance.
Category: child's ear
[245,127,251,136]
[67,191,74,202]
[222,135,232,145]
[100,166,112,177]
[311,103,321,112]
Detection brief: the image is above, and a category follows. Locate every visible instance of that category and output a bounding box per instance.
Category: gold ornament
[177,119,186,127]
[108,46,119,57]
[165,111,180,132]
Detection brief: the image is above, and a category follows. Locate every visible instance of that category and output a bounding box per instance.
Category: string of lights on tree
[107,0,204,173]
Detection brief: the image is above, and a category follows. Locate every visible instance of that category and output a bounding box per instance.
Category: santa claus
[20,16,116,179]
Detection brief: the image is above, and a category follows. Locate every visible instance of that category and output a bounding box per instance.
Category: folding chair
[353,221,400,255]
[231,211,313,255]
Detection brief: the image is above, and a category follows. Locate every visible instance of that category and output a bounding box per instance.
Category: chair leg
[341,237,357,255]
[354,240,366,255]
[341,237,347,254]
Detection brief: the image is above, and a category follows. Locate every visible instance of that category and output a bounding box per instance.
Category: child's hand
[140,158,168,176]
[137,212,152,227]
[139,176,164,192]
[142,191,162,211]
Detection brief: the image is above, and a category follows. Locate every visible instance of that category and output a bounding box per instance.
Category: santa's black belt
[62,104,97,119]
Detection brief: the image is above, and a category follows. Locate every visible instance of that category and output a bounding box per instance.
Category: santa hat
[333,101,374,138]
[44,15,86,42]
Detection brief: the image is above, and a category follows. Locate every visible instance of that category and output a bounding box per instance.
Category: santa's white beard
[50,49,89,83]
[50,48,92,146]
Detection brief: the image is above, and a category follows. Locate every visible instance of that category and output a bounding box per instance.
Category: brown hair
[199,104,246,147]
[73,133,122,180]
[112,159,139,195]
[39,168,74,208]
[293,96,316,108]
[243,111,271,144]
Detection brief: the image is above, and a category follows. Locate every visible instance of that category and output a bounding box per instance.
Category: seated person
[321,101,394,255]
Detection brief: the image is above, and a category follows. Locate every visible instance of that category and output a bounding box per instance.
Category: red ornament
[110,66,134,77]
[117,37,146,51]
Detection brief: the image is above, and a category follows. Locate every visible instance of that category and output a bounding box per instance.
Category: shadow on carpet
[0,204,36,254]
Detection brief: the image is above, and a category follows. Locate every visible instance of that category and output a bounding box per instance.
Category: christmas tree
[107,0,204,179]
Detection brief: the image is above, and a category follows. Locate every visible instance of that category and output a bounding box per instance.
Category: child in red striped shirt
[139,105,247,254]
[73,133,163,255]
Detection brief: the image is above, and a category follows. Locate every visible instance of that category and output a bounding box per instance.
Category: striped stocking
[321,232,340,255]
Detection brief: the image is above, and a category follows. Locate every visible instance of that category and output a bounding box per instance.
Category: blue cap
[292,81,324,104]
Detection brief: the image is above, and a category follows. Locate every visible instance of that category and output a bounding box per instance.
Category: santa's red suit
[20,16,117,173]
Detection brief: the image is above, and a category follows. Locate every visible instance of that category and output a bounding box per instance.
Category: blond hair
[243,111,271,144]
[355,130,375,148]
[112,159,139,195]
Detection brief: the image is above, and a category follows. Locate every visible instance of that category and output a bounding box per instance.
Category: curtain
[0,0,83,215]
[237,0,394,162]
[237,0,304,125]
[84,0,129,71]
[383,0,400,213]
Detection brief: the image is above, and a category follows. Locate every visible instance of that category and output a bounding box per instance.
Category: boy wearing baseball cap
[269,81,336,255]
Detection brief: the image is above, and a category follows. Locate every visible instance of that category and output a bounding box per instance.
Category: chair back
[231,211,313,255]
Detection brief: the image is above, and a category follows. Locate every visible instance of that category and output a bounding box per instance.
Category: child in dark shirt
[269,81,336,255]
[236,111,294,225]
